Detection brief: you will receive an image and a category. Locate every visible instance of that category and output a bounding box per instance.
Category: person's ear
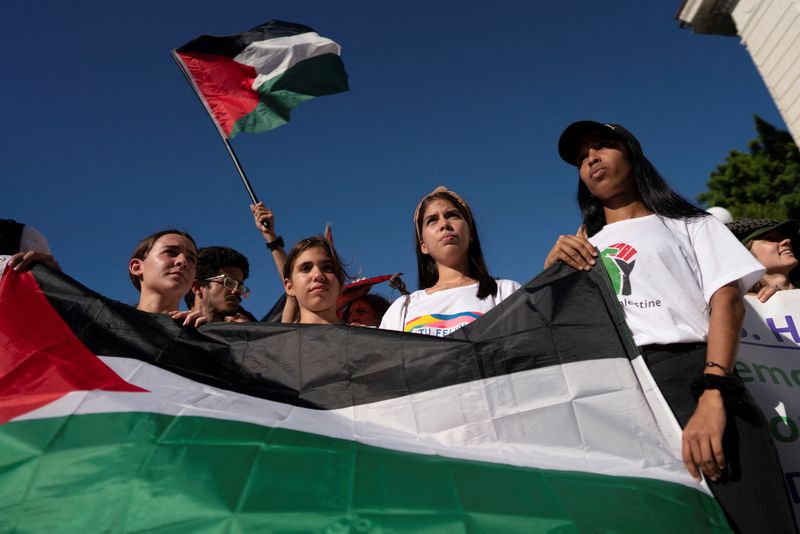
[191,279,203,296]
[129,258,143,279]
[419,239,429,255]
[283,278,295,298]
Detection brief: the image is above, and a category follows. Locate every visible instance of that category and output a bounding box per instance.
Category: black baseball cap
[558,121,642,166]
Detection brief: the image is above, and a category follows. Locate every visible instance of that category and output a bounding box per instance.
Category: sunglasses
[204,275,250,298]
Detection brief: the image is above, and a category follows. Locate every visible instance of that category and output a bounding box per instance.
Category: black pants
[641,343,797,533]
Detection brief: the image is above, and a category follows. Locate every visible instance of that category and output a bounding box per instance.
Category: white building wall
[732,0,800,143]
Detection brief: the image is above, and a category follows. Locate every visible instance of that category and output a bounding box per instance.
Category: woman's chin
[301,300,337,314]
[766,261,798,275]
[432,250,470,267]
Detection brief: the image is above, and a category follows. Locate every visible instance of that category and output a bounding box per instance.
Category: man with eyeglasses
[182,246,252,325]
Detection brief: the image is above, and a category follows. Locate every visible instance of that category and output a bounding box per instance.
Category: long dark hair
[579,126,707,236]
[414,189,497,299]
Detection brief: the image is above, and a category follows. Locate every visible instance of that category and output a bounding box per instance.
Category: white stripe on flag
[233,32,341,90]
[14,355,706,493]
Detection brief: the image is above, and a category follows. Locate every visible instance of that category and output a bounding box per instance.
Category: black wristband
[266,236,284,251]
[689,373,746,403]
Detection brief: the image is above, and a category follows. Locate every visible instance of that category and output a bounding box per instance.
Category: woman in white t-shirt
[545,121,795,532]
[380,187,519,336]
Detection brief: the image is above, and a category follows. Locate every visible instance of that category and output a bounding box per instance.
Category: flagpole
[171,50,269,230]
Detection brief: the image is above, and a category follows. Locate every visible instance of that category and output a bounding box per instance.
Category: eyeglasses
[204,275,250,298]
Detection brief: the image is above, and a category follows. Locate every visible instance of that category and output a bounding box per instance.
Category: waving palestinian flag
[172,20,349,138]
[0,265,730,532]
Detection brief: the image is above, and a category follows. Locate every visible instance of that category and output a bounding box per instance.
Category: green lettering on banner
[735,362,753,383]
[754,363,793,387]
[793,370,800,387]
[771,415,800,443]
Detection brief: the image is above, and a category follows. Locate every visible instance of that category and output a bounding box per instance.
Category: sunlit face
[348,298,379,327]
[284,246,342,314]
[577,134,635,201]
[129,234,197,298]
[749,230,798,275]
[419,198,471,266]
[195,266,245,319]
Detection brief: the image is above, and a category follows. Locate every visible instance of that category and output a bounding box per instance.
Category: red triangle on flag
[0,269,145,425]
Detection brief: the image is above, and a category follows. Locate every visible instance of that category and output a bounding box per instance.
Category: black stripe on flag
[175,20,315,58]
[32,263,638,411]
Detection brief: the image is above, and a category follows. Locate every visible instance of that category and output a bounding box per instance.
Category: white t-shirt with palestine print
[588,214,764,346]
[380,279,520,337]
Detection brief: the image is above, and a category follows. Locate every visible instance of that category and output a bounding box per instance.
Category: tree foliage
[697,116,800,220]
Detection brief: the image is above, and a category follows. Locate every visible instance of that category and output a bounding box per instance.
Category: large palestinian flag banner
[173,20,349,138]
[0,264,730,532]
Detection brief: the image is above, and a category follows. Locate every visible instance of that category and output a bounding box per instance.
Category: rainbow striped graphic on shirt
[405,311,484,336]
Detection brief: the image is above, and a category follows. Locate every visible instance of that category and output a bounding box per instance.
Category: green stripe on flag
[1,413,730,533]
[231,53,348,137]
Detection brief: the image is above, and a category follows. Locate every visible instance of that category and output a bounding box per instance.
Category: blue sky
[1,1,786,316]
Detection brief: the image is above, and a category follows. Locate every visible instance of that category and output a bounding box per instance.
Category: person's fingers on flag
[699,438,721,481]
[181,309,209,327]
[682,433,702,482]
[559,234,597,269]
[8,251,60,273]
[682,393,727,482]
[711,433,726,472]
[168,310,206,327]
[544,234,597,271]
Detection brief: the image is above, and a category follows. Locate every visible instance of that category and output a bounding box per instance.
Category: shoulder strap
[401,294,411,332]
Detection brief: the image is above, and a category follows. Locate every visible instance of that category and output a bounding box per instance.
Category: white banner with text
[739,289,800,526]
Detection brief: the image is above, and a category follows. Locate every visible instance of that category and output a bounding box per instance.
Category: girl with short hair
[128,229,197,314]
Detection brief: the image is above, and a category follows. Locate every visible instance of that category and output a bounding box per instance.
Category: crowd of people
[3,120,800,532]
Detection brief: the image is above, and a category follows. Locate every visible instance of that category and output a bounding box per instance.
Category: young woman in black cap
[727,217,799,302]
[545,121,795,532]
